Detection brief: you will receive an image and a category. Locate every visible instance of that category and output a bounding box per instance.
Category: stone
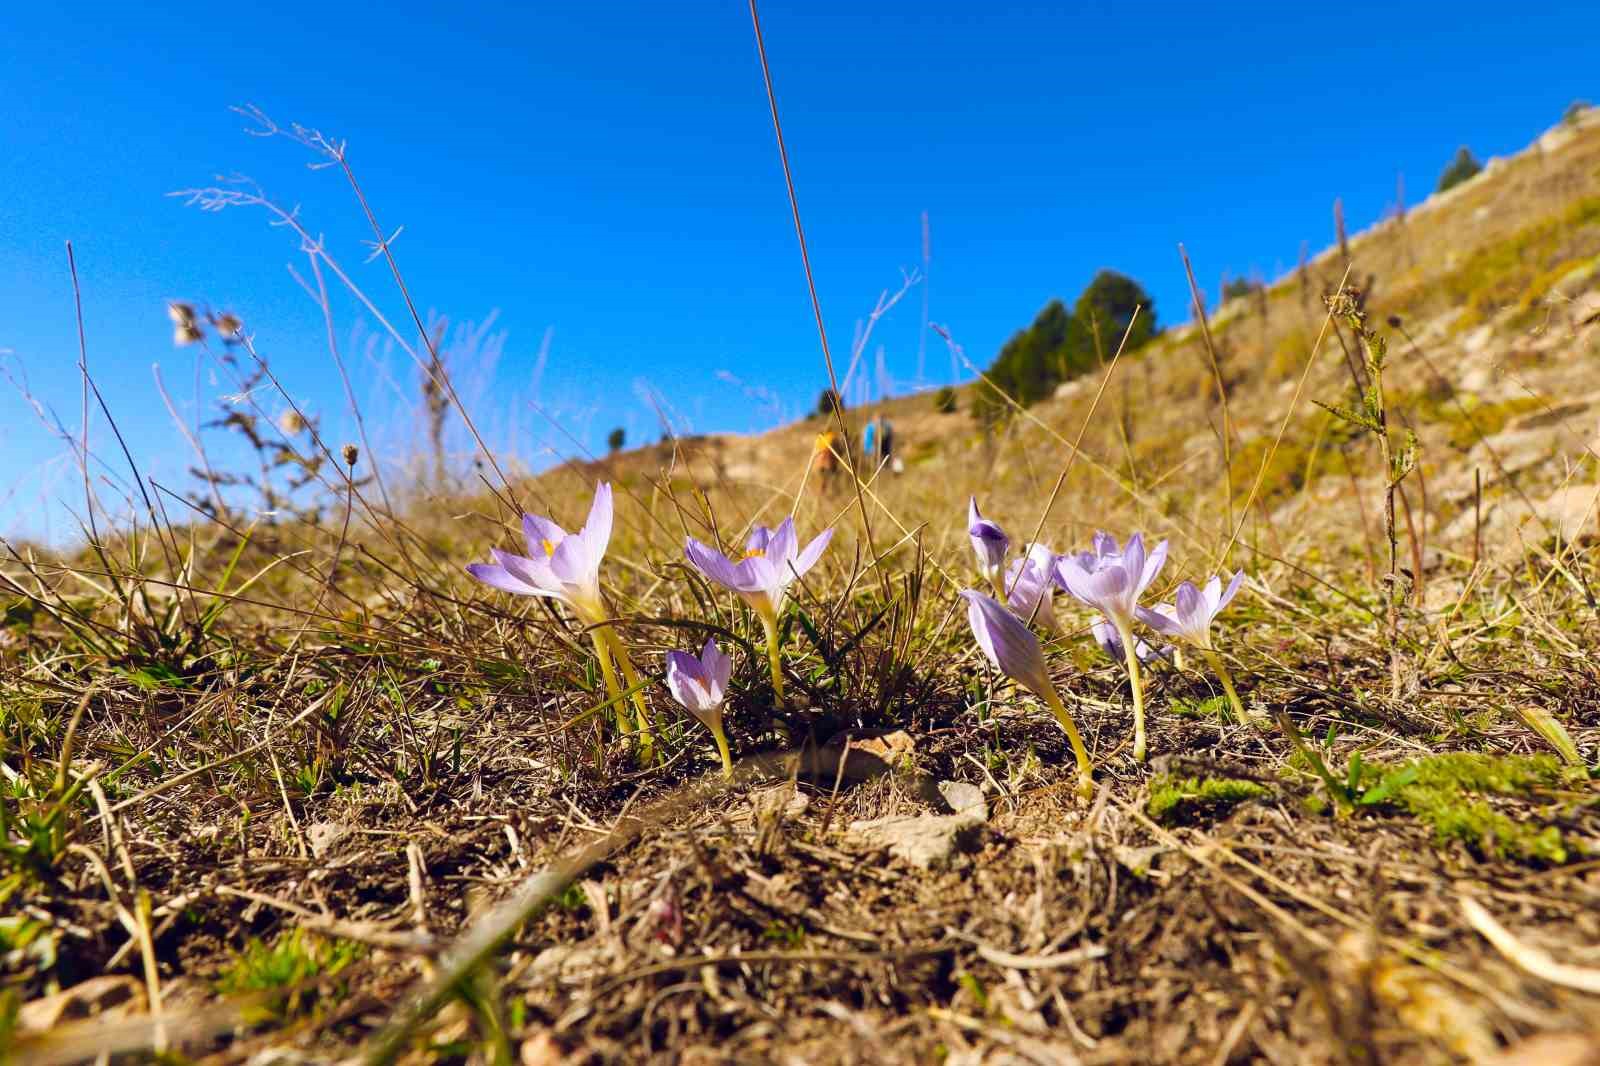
[1442,483,1600,551]
[306,820,353,859]
[934,780,986,819]
[846,809,985,870]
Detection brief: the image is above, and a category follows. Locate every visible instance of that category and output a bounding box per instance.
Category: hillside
[589,107,1600,570]
[7,111,1600,1066]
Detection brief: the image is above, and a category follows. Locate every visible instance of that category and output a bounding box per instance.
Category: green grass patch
[217,927,364,1019]
[1148,775,1271,824]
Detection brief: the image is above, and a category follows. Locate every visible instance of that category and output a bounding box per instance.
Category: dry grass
[4,113,1600,1066]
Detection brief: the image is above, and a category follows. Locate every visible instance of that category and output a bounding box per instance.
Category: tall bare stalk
[1322,287,1418,695]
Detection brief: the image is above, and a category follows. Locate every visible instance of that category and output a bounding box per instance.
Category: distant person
[814,429,840,490]
[880,417,901,473]
[861,418,878,468]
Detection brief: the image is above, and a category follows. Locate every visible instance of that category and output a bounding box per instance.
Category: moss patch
[1148,775,1271,824]
[1379,752,1570,864]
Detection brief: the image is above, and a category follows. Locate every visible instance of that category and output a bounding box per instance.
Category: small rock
[847,811,984,870]
[306,821,352,859]
[935,780,986,819]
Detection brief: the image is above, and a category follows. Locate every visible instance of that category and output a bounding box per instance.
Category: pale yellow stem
[589,628,633,735]
[1040,687,1094,800]
[708,722,735,779]
[761,614,786,708]
[1115,619,1148,762]
[605,630,655,754]
[1200,647,1253,725]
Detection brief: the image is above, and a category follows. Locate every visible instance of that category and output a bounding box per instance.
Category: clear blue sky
[2,1,1594,541]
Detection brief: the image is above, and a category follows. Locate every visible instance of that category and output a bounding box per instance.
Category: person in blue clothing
[861,417,878,467]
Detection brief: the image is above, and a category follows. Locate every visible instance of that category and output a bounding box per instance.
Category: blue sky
[2,2,1595,541]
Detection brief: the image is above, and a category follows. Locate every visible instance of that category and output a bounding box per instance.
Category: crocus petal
[1091,616,1123,660]
[1122,534,1146,588]
[489,548,553,592]
[744,525,774,555]
[686,538,746,591]
[665,651,713,715]
[1217,570,1245,611]
[962,589,1054,703]
[1138,538,1170,595]
[701,638,732,700]
[1091,531,1119,558]
[548,536,598,597]
[577,482,614,564]
[790,527,834,580]
[522,513,566,556]
[1175,582,1205,630]
[765,518,798,572]
[738,553,782,598]
[1134,604,1184,637]
[466,562,544,597]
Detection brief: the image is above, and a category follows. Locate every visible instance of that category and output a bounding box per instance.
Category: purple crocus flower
[1054,531,1169,627]
[968,497,1009,595]
[685,516,832,707]
[1135,572,1245,650]
[1137,571,1255,722]
[665,638,735,777]
[1004,543,1060,633]
[467,482,614,624]
[467,482,653,748]
[1055,531,1169,763]
[962,589,1094,797]
[684,517,833,625]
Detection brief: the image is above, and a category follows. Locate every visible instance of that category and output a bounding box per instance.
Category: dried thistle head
[341,443,359,467]
[169,301,204,345]
[277,410,307,436]
[1324,287,1364,322]
[211,311,242,339]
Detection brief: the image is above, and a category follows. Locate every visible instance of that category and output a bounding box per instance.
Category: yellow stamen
[541,538,556,556]
[743,548,765,560]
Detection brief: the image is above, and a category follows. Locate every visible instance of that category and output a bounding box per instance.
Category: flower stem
[1199,647,1251,724]
[1115,620,1148,762]
[709,722,735,779]
[761,615,786,708]
[988,572,1007,601]
[1041,687,1094,799]
[604,629,655,755]
[589,628,633,736]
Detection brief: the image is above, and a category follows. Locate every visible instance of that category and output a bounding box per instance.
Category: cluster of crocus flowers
[665,638,735,778]
[1055,532,1169,762]
[685,517,832,708]
[963,500,1251,771]
[466,483,654,750]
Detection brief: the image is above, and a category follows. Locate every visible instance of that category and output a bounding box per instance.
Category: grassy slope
[5,114,1600,1065]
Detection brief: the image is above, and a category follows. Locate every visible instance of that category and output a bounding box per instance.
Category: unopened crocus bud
[968,497,1009,589]
[961,589,1053,704]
